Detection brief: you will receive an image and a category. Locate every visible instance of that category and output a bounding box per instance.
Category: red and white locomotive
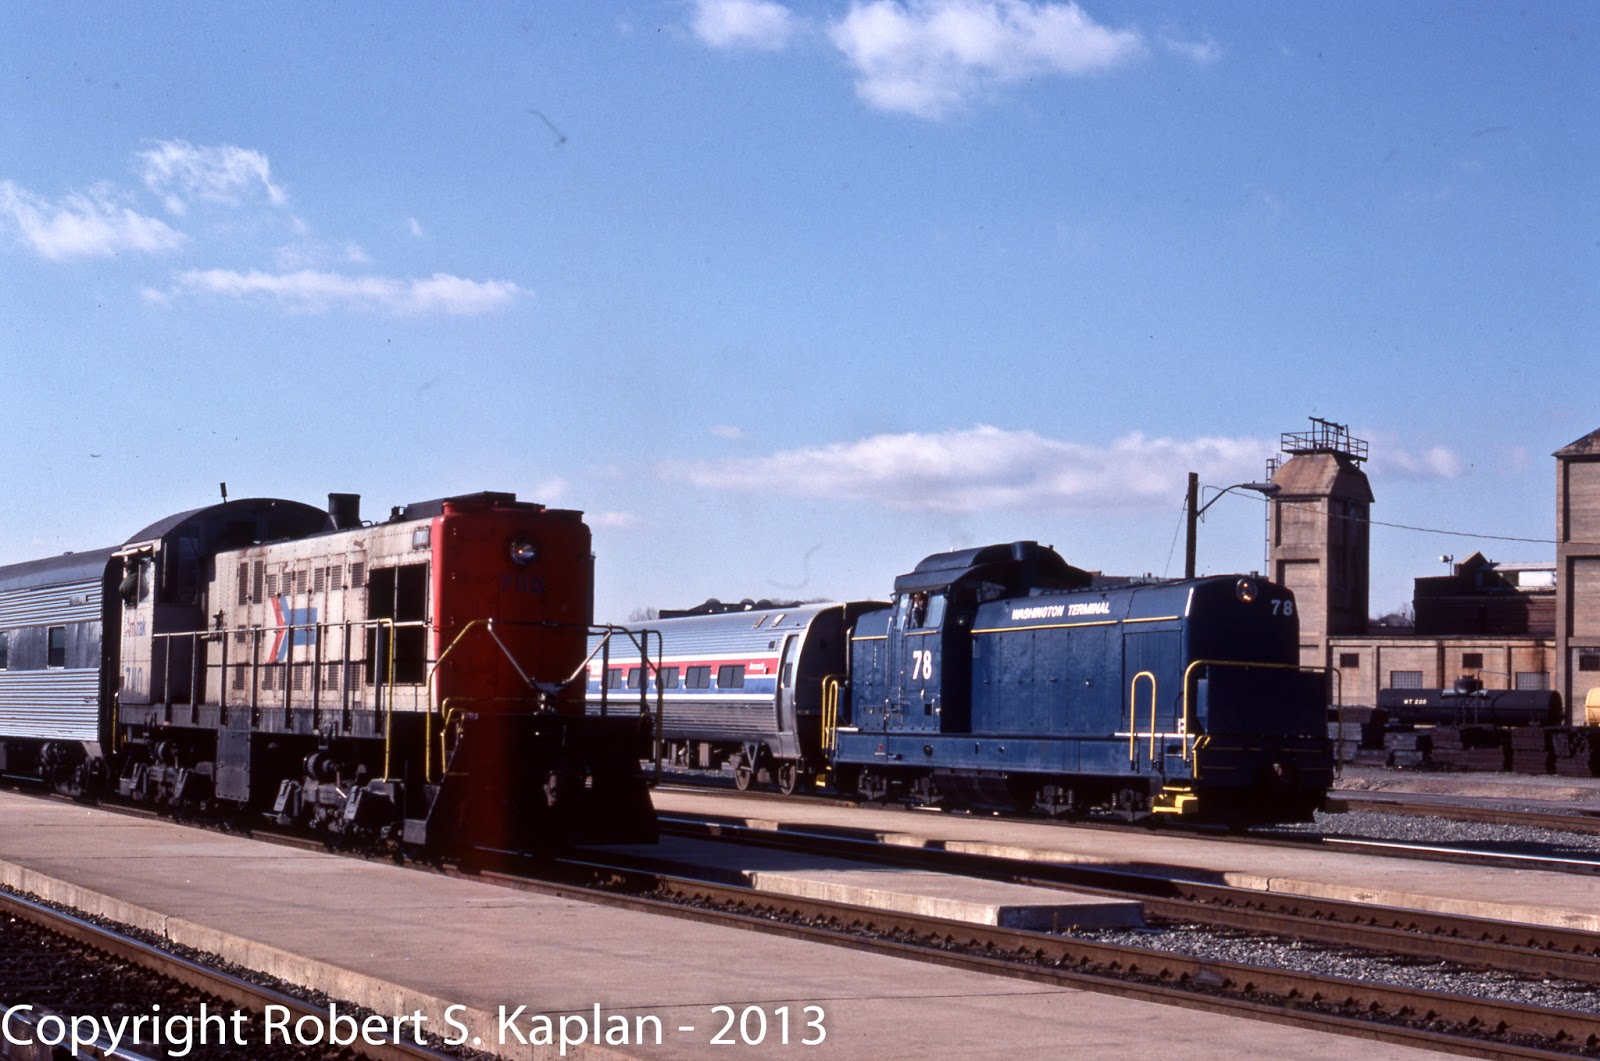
[0,490,656,852]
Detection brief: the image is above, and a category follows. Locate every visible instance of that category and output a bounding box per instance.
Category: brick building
[1263,418,1578,719]
[1556,428,1600,721]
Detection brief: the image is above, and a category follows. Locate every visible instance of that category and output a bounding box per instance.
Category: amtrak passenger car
[586,602,881,794]
[834,542,1332,823]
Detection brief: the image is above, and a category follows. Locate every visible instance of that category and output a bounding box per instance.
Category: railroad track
[0,889,457,1061]
[10,783,1600,1058]
[1329,791,1600,835]
[655,776,1600,874]
[501,842,1600,1059]
[651,812,1600,975]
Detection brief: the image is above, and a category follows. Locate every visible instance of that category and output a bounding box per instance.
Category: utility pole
[1184,472,1199,579]
[1185,472,1279,580]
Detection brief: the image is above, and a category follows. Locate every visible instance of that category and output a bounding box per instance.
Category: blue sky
[2,1,1595,622]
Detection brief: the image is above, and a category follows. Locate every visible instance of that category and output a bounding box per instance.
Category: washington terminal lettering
[1010,601,1111,622]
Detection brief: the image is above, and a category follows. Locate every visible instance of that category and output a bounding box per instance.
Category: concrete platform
[0,791,1444,1060]
[652,787,1600,934]
[594,835,1144,930]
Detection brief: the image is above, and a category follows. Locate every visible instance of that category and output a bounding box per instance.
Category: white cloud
[532,476,570,502]
[1372,444,1466,481]
[408,217,426,238]
[691,0,798,51]
[155,268,523,316]
[272,239,371,271]
[828,0,1144,119]
[1359,428,1468,481]
[671,425,1273,512]
[0,180,184,260]
[1159,30,1220,65]
[591,511,643,529]
[137,140,288,216]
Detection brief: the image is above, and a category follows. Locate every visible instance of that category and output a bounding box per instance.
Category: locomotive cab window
[365,563,428,684]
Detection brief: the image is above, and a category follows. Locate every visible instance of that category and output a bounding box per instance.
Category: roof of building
[1270,450,1375,503]
[1555,427,1600,458]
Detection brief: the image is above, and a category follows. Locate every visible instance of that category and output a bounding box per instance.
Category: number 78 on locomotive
[594,541,1332,824]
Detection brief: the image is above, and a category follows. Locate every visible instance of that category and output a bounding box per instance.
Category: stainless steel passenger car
[586,602,881,793]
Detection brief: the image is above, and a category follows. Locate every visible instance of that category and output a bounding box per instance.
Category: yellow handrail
[821,676,843,754]
[1179,659,1335,764]
[1128,670,1156,763]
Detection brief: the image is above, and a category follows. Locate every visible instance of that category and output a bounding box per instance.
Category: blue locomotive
[592,541,1332,824]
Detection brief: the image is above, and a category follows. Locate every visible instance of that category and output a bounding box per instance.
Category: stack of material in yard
[1383,727,1430,769]
[1507,725,1555,775]
[1429,725,1508,772]
[1551,727,1600,778]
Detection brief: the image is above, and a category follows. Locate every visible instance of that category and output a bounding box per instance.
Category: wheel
[776,762,799,795]
[734,763,754,791]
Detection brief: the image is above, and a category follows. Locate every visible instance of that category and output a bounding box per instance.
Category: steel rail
[0,891,455,1061]
[657,814,1600,982]
[1329,792,1600,836]
[523,852,1600,1059]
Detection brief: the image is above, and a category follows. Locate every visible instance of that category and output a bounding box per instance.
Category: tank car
[584,601,881,794]
[1376,681,1563,728]
[0,490,656,852]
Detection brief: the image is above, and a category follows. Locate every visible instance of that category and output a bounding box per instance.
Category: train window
[655,666,679,690]
[607,668,623,689]
[47,626,66,668]
[626,668,642,690]
[1462,652,1484,670]
[718,665,745,689]
[923,594,946,627]
[0,631,8,669]
[685,666,711,689]
[365,563,428,684]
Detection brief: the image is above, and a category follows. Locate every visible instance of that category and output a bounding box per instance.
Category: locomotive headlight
[508,538,539,566]
[1235,577,1259,603]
